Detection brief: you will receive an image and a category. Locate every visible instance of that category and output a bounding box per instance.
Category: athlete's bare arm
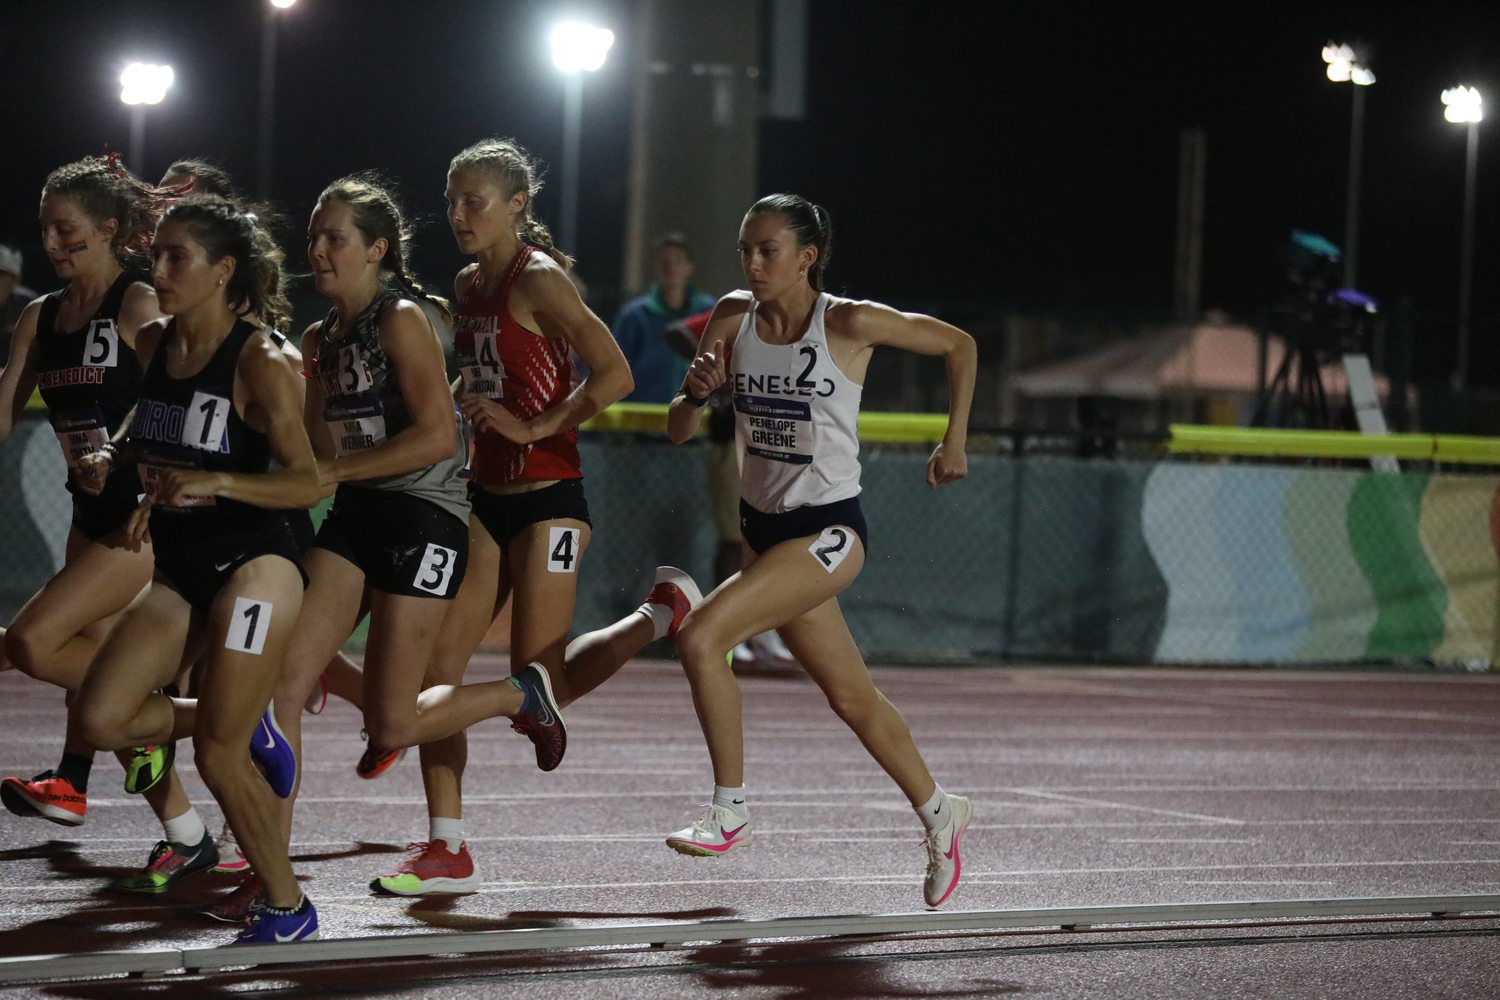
[465,259,633,443]
[833,300,976,488]
[666,291,752,445]
[116,282,166,349]
[0,298,44,443]
[298,323,336,465]
[318,300,456,485]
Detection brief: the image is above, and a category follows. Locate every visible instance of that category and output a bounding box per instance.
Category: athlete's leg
[778,599,935,806]
[672,534,866,788]
[418,516,505,825]
[324,651,365,708]
[505,519,590,695]
[4,526,153,689]
[192,555,306,910]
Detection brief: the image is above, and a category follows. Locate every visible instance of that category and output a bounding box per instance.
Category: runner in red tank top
[356,139,711,896]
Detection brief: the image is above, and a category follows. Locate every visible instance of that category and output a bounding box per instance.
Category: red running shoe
[201,873,264,923]
[370,841,482,895]
[645,566,703,642]
[356,740,406,780]
[1,772,86,827]
[508,663,567,772]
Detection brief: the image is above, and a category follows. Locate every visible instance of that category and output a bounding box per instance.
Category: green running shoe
[108,829,219,894]
[122,742,174,795]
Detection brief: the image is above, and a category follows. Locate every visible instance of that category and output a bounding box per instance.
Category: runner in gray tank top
[664,194,979,908]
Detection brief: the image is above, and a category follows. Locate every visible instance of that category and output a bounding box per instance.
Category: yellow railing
[581,402,953,443]
[1168,424,1500,465]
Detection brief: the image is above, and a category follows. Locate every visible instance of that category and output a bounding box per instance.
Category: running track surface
[1,659,1498,998]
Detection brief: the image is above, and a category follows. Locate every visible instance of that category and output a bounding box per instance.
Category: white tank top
[731,293,862,513]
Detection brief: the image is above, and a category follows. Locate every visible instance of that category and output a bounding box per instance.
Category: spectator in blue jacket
[611,233,716,402]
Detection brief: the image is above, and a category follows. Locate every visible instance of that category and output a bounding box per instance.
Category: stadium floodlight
[551,23,614,73]
[1443,85,1484,124]
[549,22,615,258]
[119,62,173,105]
[270,0,297,7]
[1321,42,1373,289]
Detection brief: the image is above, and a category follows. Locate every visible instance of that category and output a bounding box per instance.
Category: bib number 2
[548,527,581,573]
[226,598,273,655]
[809,526,853,573]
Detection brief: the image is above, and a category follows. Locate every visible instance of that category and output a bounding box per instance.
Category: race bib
[547,527,581,573]
[51,407,109,469]
[808,525,854,573]
[324,398,388,458]
[182,391,231,453]
[734,394,814,465]
[226,598,273,655]
[458,331,505,399]
[82,320,120,368]
[412,543,459,596]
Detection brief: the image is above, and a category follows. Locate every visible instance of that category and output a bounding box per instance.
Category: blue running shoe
[230,896,319,945]
[509,663,567,772]
[249,704,296,798]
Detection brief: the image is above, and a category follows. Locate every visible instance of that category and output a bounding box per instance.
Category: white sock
[637,601,674,641]
[712,784,748,817]
[915,784,953,832]
[163,806,207,847]
[430,816,465,854]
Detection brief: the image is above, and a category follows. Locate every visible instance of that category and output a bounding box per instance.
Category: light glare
[1322,41,1372,86]
[1443,85,1484,123]
[1326,60,1351,83]
[551,23,614,72]
[119,62,173,105]
[1351,66,1376,86]
[270,0,297,7]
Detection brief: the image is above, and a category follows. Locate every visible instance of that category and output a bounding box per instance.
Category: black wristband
[682,388,710,407]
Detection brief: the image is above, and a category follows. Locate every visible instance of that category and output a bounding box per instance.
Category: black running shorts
[70,484,141,542]
[469,478,591,547]
[739,496,869,557]
[286,507,317,553]
[152,515,307,616]
[313,485,469,599]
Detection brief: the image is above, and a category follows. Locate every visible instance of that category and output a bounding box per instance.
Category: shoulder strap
[499,245,535,297]
[36,289,63,339]
[99,270,137,321]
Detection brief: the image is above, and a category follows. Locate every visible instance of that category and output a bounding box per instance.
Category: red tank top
[454,246,582,486]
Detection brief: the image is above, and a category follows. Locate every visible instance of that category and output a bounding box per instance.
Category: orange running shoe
[201,873,264,923]
[370,841,482,896]
[355,740,406,780]
[1,771,86,827]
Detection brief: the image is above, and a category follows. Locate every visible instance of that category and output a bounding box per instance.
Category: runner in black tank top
[0,158,204,862]
[69,196,324,946]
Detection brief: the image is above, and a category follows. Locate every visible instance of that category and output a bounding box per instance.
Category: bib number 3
[413,543,459,596]
[226,598,273,655]
[809,526,853,573]
[547,527,581,573]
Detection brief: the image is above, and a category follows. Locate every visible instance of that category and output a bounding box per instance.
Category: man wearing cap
[0,245,37,363]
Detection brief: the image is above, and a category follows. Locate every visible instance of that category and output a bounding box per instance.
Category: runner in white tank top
[664,194,980,907]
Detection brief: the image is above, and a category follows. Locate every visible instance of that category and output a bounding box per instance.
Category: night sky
[4,1,1498,379]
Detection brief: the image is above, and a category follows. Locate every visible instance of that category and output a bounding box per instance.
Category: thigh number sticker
[226,598,273,655]
[809,526,852,573]
[548,527,581,573]
[414,543,459,596]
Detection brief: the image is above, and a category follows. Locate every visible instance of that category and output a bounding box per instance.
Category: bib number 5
[809,526,853,573]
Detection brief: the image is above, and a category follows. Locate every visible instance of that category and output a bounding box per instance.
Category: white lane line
[1109,839,1259,844]
[1175,880,1336,886]
[998,787,1245,825]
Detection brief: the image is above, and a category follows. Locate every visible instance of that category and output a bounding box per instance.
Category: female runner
[665,194,977,908]
[70,195,323,944]
[364,139,700,895]
[0,158,218,887]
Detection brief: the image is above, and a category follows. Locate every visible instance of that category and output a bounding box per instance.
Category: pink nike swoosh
[720,822,747,840]
[944,843,956,860]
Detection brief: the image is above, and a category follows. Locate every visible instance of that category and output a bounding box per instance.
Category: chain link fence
[6,418,1497,666]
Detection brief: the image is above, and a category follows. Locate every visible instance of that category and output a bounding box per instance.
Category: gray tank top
[315,288,470,521]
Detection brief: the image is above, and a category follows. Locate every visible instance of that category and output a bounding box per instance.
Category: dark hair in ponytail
[163,159,239,200]
[160,195,292,333]
[448,138,573,270]
[747,193,834,291]
[43,155,177,265]
[317,171,450,319]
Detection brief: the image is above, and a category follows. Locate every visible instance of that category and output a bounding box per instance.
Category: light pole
[259,0,297,198]
[550,22,614,256]
[119,62,173,177]
[1321,42,1375,290]
[1444,85,1483,391]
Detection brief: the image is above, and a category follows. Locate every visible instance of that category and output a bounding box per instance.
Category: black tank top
[35,271,146,511]
[131,319,276,532]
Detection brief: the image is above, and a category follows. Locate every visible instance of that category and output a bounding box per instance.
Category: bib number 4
[809,526,853,573]
[547,527,581,573]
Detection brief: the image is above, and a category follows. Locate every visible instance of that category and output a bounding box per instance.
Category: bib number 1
[548,527,581,573]
[226,598,273,655]
[809,526,853,573]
